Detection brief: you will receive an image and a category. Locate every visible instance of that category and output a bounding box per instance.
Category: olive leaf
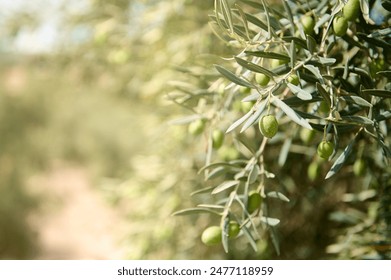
[240,100,267,133]
[215,64,255,88]
[267,191,290,202]
[172,208,221,216]
[272,97,313,129]
[212,180,240,194]
[326,138,356,179]
[235,57,276,77]
[287,83,312,100]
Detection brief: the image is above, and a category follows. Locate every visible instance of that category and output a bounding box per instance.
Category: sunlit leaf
[244,51,290,61]
[278,138,291,167]
[172,208,221,216]
[326,138,356,179]
[248,164,259,184]
[361,89,391,98]
[287,83,312,100]
[267,191,290,202]
[260,216,280,226]
[272,97,313,129]
[212,180,240,194]
[304,64,324,83]
[316,83,331,106]
[235,57,276,77]
[341,95,372,107]
[226,110,253,133]
[240,100,267,133]
[215,64,254,88]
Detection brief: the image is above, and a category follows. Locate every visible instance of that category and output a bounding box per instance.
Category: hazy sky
[1,0,88,53]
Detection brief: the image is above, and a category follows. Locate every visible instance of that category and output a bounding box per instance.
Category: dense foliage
[172,0,391,259]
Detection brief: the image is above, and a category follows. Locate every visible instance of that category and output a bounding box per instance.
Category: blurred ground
[28,164,128,259]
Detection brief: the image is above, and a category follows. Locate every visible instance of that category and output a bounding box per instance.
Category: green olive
[319,101,330,114]
[212,129,225,149]
[201,226,222,246]
[255,73,270,86]
[353,159,366,176]
[317,141,334,159]
[307,161,321,181]
[247,191,262,214]
[218,146,240,161]
[300,128,315,145]
[333,16,348,37]
[239,86,251,94]
[259,115,278,139]
[188,119,205,135]
[287,74,300,86]
[271,59,284,69]
[228,221,240,239]
[342,0,360,22]
[241,101,254,113]
[301,15,315,35]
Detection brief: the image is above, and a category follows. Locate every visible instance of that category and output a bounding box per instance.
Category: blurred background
[0,0,222,259]
[1,0,389,260]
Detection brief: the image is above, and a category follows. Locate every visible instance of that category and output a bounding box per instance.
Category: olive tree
[172,0,390,259]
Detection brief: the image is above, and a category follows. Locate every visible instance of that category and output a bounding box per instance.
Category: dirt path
[28,166,128,259]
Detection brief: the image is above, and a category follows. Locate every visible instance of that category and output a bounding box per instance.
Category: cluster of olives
[201,191,262,246]
[334,0,361,36]
[300,0,360,37]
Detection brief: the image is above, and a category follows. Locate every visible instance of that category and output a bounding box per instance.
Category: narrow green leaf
[226,110,253,133]
[340,115,374,126]
[287,83,313,100]
[282,0,295,34]
[326,138,356,179]
[260,216,280,226]
[269,227,280,255]
[290,40,296,69]
[318,57,336,66]
[267,191,290,202]
[315,13,331,30]
[245,51,290,61]
[215,64,255,88]
[242,92,259,102]
[235,3,251,41]
[377,71,391,78]
[316,83,331,106]
[361,89,391,98]
[240,221,258,251]
[221,0,234,34]
[306,35,317,53]
[357,33,391,49]
[172,208,221,216]
[199,162,241,174]
[341,95,372,107]
[282,36,307,49]
[248,164,259,184]
[304,64,324,83]
[212,180,240,194]
[278,138,291,167]
[191,186,216,196]
[235,57,276,77]
[242,12,268,31]
[205,166,228,180]
[222,216,230,253]
[240,100,267,133]
[272,97,313,129]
